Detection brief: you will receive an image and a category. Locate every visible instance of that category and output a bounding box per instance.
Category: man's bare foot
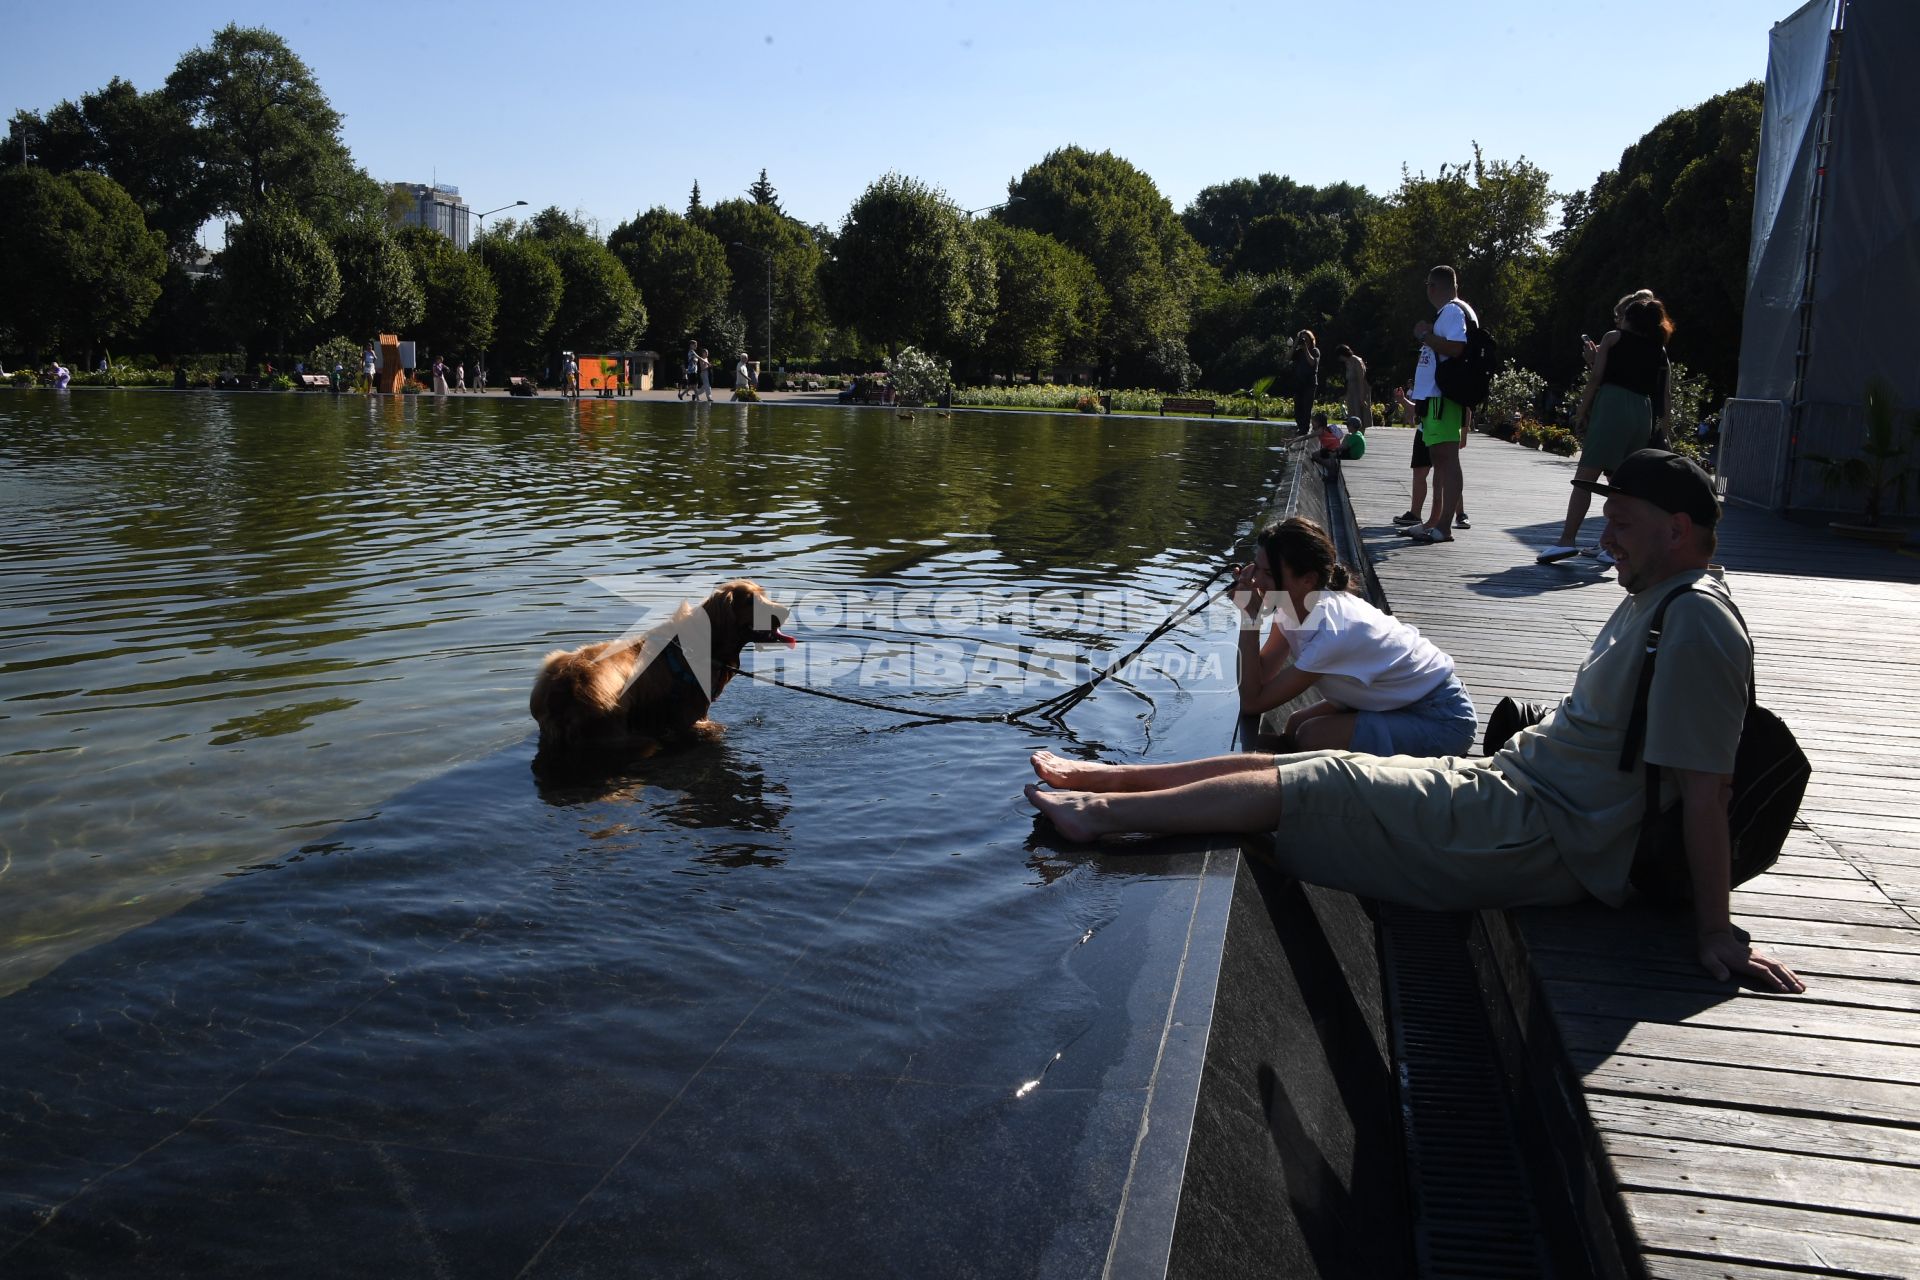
[1025,784,1110,843]
[1031,749,1128,791]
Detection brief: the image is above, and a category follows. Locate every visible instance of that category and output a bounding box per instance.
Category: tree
[478,235,563,371]
[164,25,369,228]
[544,235,646,354]
[395,226,496,359]
[1182,175,1382,275]
[1546,84,1763,395]
[0,168,166,355]
[747,168,781,212]
[821,174,985,360]
[607,207,732,350]
[7,78,206,258]
[687,180,703,219]
[218,199,341,359]
[1002,147,1209,384]
[330,222,424,341]
[524,205,594,243]
[1350,147,1553,390]
[972,220,1107,380]
[695,198,828,360]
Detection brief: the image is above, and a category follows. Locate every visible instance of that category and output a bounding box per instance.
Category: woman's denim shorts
[1350,673,1476,758]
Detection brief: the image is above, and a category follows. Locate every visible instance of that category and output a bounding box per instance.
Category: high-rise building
[398,183,471,250]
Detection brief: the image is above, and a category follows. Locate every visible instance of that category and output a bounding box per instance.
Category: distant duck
[897,410,915,420]
[936,410,953,419]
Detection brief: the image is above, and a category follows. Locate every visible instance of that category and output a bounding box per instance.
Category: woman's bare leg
[1031,749,1272,793]
[1025,769,1285,843]
[1555,465,1602,545]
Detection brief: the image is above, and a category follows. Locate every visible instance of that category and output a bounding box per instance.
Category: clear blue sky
[3,0,1795,238]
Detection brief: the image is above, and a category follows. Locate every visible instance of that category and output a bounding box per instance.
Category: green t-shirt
[1492,570,1750,905]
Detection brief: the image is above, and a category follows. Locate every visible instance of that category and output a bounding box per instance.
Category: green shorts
[1267,750,1587,910]
[1420,397,1466,445]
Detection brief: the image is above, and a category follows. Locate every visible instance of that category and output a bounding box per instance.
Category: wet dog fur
[530,579,792,761]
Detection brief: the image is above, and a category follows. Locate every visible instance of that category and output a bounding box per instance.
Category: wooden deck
[1340,428,1920,1279]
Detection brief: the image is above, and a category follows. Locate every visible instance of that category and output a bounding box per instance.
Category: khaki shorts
[1268,750,1587,910]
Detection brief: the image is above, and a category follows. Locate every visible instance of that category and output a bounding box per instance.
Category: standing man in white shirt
[1405,265,1475,544]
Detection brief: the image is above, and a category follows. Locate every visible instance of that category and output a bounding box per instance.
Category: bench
[298,374,331,390]
[1160,396,1216,417]
[508,377,536,397]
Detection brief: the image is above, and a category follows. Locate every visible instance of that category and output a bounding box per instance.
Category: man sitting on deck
[1024,450,1804,993]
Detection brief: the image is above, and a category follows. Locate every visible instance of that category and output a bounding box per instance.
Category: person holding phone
[1538,293,1674,564]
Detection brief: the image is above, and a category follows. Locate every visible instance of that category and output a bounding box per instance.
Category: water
[0,390,1294,1273]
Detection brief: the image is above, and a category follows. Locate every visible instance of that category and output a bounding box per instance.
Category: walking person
[1289,330,1320,434]
[734,352,751,394]
[1538,295,1675,564]
[1336,344,1370,432]
[475,362,487,395]
[431,356,449,395]
[1402,266,1475,545]
[679,339,698,400]
[456,362,467,394]
[698,347,713,401]
[362,342,379,394]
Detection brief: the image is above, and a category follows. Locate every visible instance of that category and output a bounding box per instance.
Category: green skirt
[1580,383,1652,474]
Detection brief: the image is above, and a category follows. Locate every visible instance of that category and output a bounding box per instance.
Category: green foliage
[1667,360,1713,429]
[219,200,341,349]
[733,385,761,402]
[307,336,362,378]
[1182,174,1383,274]
[479,236,563,369]
[164,25,356,223]
[544,236,645,354]
[330,222,423,340]
[1293,260,1355,333]
[884,346,951,405]
[395,227,496,358]
[703,312,750,368]
[0,167,166,352]
[697,198,828,359]
[607,207,731,350]
[1547,84,1762,394]
[822,173,986,360]
[747,169,781,212]
[970,220,1107,379]
[523,206,595,243]
[1484,359,1547,425]
[1806,379,1920,525]
[1002,146,1208,384]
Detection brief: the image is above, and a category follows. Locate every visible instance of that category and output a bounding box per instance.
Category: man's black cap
[1572,449,1720,526]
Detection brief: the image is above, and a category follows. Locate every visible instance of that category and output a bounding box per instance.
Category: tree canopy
[0,167,166,353]
[608,207,731,351]
[821,174,989,360]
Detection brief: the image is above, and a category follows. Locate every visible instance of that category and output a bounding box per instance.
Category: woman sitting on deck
[1235,516,1476,758]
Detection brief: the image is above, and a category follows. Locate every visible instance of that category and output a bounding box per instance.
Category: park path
[1344,427,1920,1279]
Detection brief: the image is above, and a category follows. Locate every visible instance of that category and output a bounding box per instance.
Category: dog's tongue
[778,629,797,648]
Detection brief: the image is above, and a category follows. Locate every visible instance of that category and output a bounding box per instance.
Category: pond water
[0,390,1294,1274]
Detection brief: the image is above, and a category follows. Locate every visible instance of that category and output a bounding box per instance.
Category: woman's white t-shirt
[1273,589,1453,711]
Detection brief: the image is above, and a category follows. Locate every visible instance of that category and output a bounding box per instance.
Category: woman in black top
[1536,295,1674,564]
[1289,330,1319,433]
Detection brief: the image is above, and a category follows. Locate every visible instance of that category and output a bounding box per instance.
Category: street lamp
[965,196,1025,217]
[471,199,528,249]
[731,241,774,385]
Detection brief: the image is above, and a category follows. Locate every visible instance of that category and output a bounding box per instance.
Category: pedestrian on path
[1336,344,1370,432]
[679,340,698,400]
[363,342,379,394]
[1402,266,1475,544]
[698,347,713,401]
[1289,330,1320,434]
[456,362,467,393]
[1539,294,1674,565]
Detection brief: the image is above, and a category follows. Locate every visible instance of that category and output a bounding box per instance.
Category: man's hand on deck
[1698,928,1806,993]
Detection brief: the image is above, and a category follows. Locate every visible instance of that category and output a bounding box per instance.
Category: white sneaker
[1536,545,1580,564]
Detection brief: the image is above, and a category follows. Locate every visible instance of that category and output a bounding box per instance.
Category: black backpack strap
[1619,582,1755,773]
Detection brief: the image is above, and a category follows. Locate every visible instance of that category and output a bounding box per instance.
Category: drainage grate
[1380,905,1556,1279]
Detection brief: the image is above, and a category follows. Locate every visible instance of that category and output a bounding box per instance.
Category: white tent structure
[1721,0,1920,513]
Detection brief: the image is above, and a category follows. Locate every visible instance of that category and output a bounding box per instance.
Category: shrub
[1484,360,1546,427]
[884,346,950,406]
[1075,394,1101,413]
[733,386,760,402]
[263,373,296,392]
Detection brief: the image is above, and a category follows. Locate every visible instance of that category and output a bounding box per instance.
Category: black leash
[721,558,1242,728]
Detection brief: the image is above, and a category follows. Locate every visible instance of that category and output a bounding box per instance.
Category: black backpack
[1618,585,1811,904]
[1432,302,1498,410]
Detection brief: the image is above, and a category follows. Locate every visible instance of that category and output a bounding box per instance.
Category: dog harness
[661,636,705,690]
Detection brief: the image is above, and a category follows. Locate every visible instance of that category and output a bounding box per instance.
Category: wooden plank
[1561,1017,1920,1087]
[1527,953,1920,1012]
[1605,1131,1920,1221]
[1578,1053,1920,1126]
[1623,1191,1920,1278]
[1645,1257,1892,1280]
[1544,979,1920,1046]
[1586,1094,1920,1168]
[1725,892,1914,928]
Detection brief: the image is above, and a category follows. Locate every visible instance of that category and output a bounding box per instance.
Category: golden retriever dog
[530,579,794,759]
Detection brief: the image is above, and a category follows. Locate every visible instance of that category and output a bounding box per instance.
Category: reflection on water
[0,390,1298,1271]
[0,390,1287,992]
